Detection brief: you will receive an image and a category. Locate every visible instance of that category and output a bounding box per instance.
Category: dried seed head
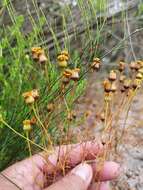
[136,73,143,80]
[25,96,35,104]
[119,61,126,72]
[57,51,69,67]
[91,58,101,71]
[47,103,54,112]
[119,75,126,83]
[123,79,131,89]
[120,86,125,93]
[31,47,44,61]
[63,69,73,78]
[22,89,39,104]
[31,89,39,99]
[108,70,117,81]
[39,53,47,64]
[103,79,111,92]
[23,120,32,131]
[32,52,39,61]
[61,50,70,59]
[130,62,140,71]
[71,68,80,81]
[132,79,141,89]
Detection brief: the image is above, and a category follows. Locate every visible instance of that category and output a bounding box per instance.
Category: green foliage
[0,0,106,170]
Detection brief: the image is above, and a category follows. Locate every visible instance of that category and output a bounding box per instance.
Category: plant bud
[23,120,32,131]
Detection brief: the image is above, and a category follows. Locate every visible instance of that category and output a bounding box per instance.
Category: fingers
[91,161,120,181]
[45,163,93,190]
[43,141,103,174]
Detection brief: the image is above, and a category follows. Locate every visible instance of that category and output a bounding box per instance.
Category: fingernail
[71,163,93,183]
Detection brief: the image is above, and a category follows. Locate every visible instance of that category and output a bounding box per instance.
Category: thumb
[46,163,93,190]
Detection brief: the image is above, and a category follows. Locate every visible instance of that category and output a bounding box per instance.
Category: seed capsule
[136,73,142,80]
[71,68,80,81]
[119,61,125,72]
[57,50,69,67]
[132,79,141,89]
[91,58,101,71]
[130,62,140,71]
[123,79,131,89]
[22,89,39,104]
[108,70,117,81]
[39,54,47,64]
[103,80,111,92]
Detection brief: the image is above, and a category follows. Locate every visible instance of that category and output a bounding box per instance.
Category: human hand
[0,141,121,190]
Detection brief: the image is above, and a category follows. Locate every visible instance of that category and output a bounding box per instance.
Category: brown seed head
[103,79,111,92]
[108,70,117,81]
[123,79,131,89]
[119,61,126,72]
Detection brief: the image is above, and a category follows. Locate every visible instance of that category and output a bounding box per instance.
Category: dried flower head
[108,70,117,81]
[103,79,111,92]
[123,79,131,89]
[132,79,141,89]
[91,58,101,71]
[39,53,48,64]
[47,103,54,112]
[61,50,70,60]
[119,61,126,72]
[31,47,42,54]
[23,120,32,131]
[63,69,73,78]
[31,47,47,64]
[22,89,39,104]
[71,68,80,81]
[136,73,143,80]
[57,50,69,67]
[130,62,140,71]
